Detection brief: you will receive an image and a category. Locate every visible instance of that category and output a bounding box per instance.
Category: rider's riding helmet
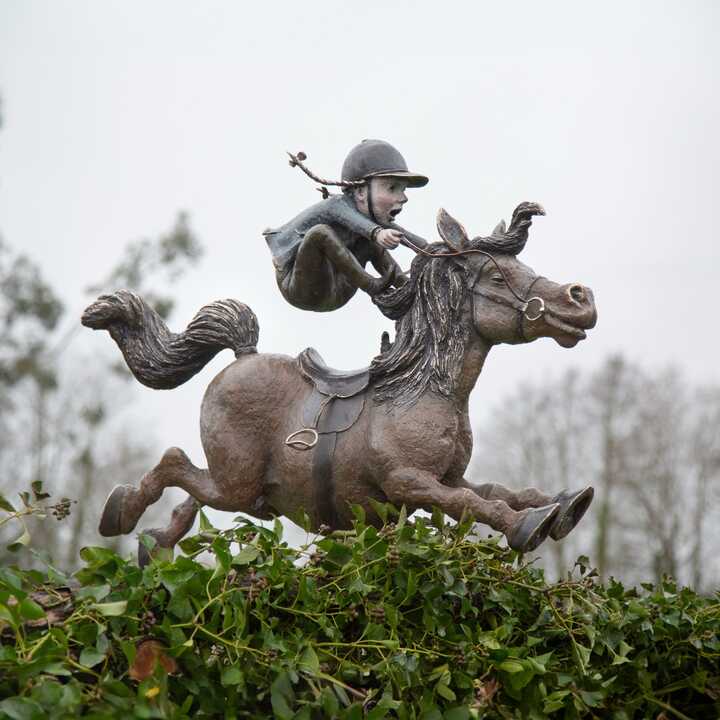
[341,139,429,188]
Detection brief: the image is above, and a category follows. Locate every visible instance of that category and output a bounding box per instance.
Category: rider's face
[355,177,408,225]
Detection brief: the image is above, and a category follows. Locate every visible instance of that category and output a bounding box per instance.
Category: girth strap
[286,348,370,529]
[312,432,338,528]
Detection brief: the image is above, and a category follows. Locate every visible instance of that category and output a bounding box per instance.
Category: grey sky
[1,1,718,494]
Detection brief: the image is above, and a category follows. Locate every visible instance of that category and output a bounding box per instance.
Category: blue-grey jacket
[263,194,427,271]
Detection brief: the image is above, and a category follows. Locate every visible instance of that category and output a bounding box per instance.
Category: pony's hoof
[98,484,135,537]
[507,504,560,553]
[549,486,594,541]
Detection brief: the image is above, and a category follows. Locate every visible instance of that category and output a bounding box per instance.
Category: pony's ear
[436,208,470,251]
[491,219,507,238]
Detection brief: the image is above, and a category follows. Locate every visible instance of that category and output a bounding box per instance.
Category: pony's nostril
[568,284,585,303]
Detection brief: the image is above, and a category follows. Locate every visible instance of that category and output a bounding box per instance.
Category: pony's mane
[369,202,541,406]
[470,201,541,256]
[370,244,470,406]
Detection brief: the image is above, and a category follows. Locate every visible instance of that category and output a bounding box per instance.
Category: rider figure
[263,139,429,312]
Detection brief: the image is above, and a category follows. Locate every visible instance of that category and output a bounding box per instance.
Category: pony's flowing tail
[81,290,259,389]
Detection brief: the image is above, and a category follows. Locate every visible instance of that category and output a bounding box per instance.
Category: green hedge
[1,506,718,719]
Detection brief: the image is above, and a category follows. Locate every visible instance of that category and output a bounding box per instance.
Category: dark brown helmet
[341,139,429,188]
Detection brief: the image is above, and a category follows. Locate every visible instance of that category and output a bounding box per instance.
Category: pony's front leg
[464,481,553,510]
[382,469,559,553]
[457,479,594,542]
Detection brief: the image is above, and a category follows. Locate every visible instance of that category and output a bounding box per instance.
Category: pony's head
[370,203,597,405]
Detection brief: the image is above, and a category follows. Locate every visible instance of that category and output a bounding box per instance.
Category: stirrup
[285,428,319,450]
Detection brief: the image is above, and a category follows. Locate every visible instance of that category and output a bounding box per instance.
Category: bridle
[400,238,546,341]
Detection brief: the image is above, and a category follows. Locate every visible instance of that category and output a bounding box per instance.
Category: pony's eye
[491,275,505,285]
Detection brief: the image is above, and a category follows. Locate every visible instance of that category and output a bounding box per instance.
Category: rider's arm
[389,224,429,249]
[328,195,382,239]
[328,195,430,249]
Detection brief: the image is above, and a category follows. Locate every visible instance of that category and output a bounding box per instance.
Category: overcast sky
[1,2,718,527]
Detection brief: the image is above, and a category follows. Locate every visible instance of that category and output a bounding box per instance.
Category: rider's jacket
[263,194,427,273]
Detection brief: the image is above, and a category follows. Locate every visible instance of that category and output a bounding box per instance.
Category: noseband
[401,238,546,340]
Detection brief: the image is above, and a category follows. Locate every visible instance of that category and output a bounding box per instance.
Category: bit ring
[524,297,545,322]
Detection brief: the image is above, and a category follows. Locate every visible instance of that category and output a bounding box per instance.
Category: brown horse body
[84,206,597,559]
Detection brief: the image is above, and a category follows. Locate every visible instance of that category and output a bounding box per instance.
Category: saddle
[287,347,370,528]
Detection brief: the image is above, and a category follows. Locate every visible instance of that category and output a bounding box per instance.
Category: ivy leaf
[232,546,260,566]
[31,480,51,502]
[435,682,456,701]
[0,493,15,512]
[498,659,524,674]
[7,525,31,552]
[574,643,592,671]
[18,598,45,621]
[579,689,605,707]
[316,540,352,567]
[0,697,46,720]
[79,648,106,668]
[270,671,295,720]
[299,646,320,673]
[444,709,470,720]
[575,555,590,575]
[198,509,213,532]
[221,665,243,686]
[368,498,389,524]
[396,504,407,532]
[76,584,111,601]
[273,517,284,541]
[90,601,127,616]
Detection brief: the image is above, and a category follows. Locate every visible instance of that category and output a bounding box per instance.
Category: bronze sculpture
[263,140,430,311]
[83,197,597,563]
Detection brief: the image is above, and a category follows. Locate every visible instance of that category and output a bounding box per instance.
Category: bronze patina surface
[83,203,597,562]
[264,140,429,311]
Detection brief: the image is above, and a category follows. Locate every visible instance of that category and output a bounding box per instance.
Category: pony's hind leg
[137,495,201,567]
[99,447,223,537]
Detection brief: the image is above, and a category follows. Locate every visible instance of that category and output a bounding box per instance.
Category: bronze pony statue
[83,204,597,562]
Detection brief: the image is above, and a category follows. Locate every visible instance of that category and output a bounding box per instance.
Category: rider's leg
[282,224,392,310]
[370,245,407,287]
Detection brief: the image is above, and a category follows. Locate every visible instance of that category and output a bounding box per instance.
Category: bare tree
[687,386,720,592]
[622,369,687,582]
[0,215,204,569]
[471,369,593,579]
[585,355,642,579]
[472,355,720,589]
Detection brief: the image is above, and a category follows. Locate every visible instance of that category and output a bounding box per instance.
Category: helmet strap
[366,178,379,224]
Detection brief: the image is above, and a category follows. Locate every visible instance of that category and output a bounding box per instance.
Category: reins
[399,237,546,326]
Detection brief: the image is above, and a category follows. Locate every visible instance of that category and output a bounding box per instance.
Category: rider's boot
[506,503,560,553]
[549,486,594,541]
[98,484,145,537]
[361,263,395,297]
